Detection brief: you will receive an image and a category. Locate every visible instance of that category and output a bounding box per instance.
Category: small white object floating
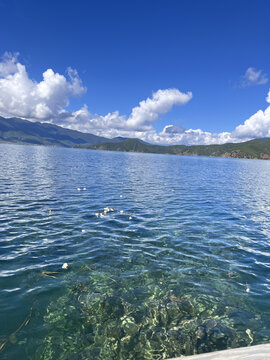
[120,210,124,214]
[120,195,123,198]
[81,229,86,233]
[83,187,86,191]
[246,283,250,293]
[96,208,115,218]
[104,207,114,214]
[62,263,68,270]
[77,187,81,191]
[129,216,132,220]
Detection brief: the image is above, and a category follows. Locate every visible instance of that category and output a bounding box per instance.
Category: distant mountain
[89,138,169,153]
[111,136,130,142]
[0,116,110,147]
[109,137,149,144]
[2,116,270,161]
[89,138,270,160]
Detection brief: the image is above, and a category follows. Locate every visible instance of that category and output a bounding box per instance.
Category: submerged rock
[122,316,139,336]
[36,271,268,360]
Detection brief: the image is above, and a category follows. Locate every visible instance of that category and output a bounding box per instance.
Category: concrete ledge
[167,343,270,360]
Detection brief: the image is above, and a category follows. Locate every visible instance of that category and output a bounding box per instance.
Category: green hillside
[2,116,270,161]
[0,116,109,147]
[89,138,270,160]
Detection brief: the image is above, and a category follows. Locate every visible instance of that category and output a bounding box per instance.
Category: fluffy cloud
[155,89,270,145]
[267,90,270,103]
[241,67,268,87]
[232,90,270,139]
[126,89,192,130]
[0,53,192,139]
[0,52,19,77]
[1,53,270,146]
[0,52,86,120]
[143,128,235,146]
[161,125,185,135]
[61,89,192,138]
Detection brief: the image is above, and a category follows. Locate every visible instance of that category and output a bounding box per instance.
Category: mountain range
[1,116,270,160]
[0,116,116,147]
[89,138,270,160]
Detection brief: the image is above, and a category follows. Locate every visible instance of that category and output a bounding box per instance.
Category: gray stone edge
[166,343,270,360]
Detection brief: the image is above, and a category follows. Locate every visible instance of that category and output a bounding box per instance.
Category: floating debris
[96,207,115,217]
[104,207,114,214]
[0,341,7,352]
[95,212,104,218]
[62,263,69,270]
[120,195,123,198]
[77,187,81,191]
[246,283,250,293]
[42,271,59,279]
[83,187,86,191]
[129,216,132,220]
[81,229,86,233]
[84,264,96,271]
[0,308,32,354]
[246,328,253,343]
[120,210,124,214]
[170,294,180,302]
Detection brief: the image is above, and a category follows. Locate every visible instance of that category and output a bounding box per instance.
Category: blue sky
[0,0,270,144]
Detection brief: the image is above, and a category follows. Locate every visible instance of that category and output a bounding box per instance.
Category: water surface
[0,144,270,359]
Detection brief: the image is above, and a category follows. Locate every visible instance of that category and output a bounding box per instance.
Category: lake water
[0,144,270,360]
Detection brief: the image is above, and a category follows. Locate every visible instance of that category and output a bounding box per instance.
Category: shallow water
[0,144,270,360]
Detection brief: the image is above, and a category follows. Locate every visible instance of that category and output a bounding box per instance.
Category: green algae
[36,265,268,360]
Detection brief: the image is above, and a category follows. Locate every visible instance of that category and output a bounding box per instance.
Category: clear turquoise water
[0,144,270,360]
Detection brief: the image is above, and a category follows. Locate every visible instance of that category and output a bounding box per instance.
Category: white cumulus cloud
[65,87,270,145]
[0,53,192,140]
[153,89,270,145]
[59,88,192,139]
[161,125,185,135]
[60,89,192,139]
[1,53,270,146]
[126,89,192,130]
[144,128,235,146]
[232,89,270,139]
[0,53,86,120]
[0,52,19,77]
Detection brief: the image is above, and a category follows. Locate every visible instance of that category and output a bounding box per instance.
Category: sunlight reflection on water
[0,144,270,359]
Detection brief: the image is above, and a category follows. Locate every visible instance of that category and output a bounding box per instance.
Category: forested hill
[2,116,270,160]
[89,138,270,160]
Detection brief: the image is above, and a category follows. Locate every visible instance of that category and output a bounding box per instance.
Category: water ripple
[0,145,270,359]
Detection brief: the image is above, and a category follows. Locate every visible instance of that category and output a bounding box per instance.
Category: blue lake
[0,144,270,359]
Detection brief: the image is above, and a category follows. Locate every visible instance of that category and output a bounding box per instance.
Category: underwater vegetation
[35,263,269,360]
